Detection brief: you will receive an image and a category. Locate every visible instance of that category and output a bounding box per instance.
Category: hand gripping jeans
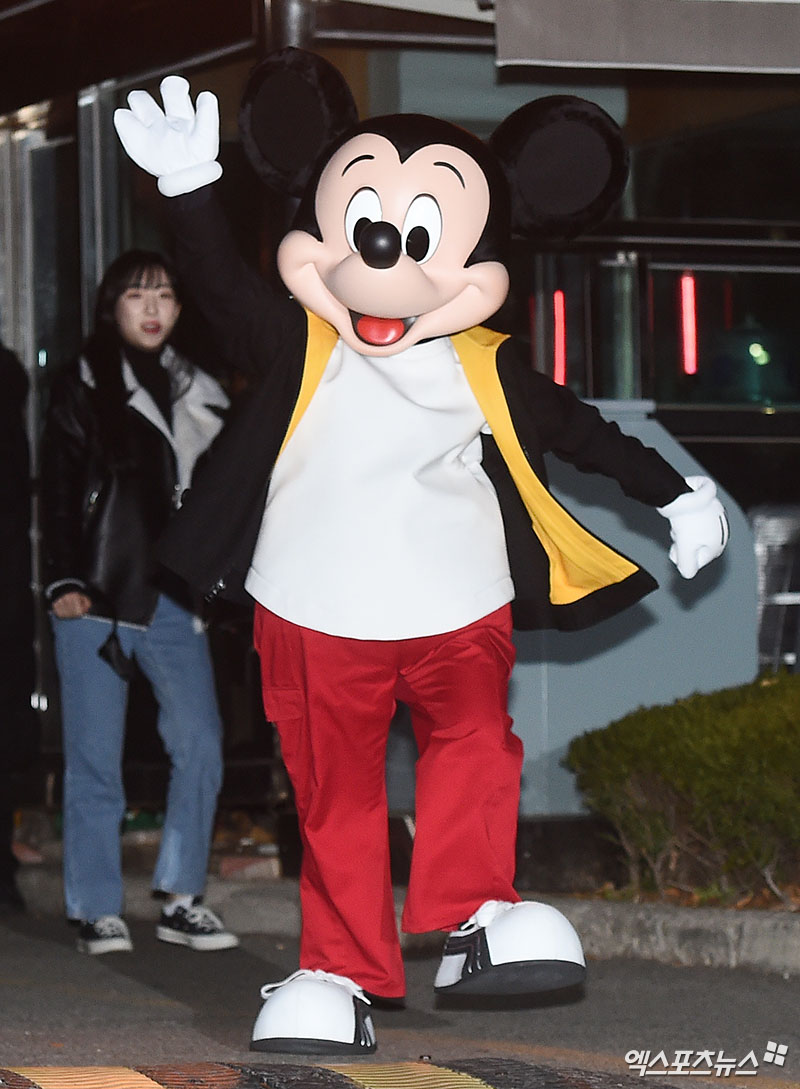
[52,593,223,921]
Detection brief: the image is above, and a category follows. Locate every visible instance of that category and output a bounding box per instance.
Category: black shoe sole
[435,958,586,996]
[250,1037,377,1055]
[156,925,239,951]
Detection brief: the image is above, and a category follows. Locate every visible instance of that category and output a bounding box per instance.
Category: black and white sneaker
[76,914,133,955]
[156,902,239,951]
[250,969,377,1055]
[434,899,585,996]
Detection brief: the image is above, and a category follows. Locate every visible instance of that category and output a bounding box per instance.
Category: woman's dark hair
[82,249,186,461]
[93,249,183,336]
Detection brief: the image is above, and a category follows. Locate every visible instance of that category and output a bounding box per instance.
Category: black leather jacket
[41,349,227,625]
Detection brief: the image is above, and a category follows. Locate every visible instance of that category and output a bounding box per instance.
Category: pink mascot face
[277,132,510,357]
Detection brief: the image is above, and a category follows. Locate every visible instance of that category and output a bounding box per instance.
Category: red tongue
[356,315,406,346]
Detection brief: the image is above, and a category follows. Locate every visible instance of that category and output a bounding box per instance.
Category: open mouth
[350,311,416,347]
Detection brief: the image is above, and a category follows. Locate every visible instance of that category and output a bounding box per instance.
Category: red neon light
[553,289,566,385]
[680,273,697,375]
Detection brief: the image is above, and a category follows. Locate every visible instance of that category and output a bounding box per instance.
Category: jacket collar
[79,347,228,492]
[80,346,228,449]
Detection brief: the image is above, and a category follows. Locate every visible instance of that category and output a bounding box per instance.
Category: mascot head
[238,47,628,357]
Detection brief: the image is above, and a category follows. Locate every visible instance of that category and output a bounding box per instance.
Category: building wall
[512,403,758,815]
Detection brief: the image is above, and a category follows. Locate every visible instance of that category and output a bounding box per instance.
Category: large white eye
[401,194,442,264]
[344,188,383,253]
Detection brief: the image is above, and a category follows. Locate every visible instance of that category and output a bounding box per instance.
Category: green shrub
[564,671,800,900]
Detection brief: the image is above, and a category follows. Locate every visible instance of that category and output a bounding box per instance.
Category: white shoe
[434,899,586,996]
[250,969,377,1054]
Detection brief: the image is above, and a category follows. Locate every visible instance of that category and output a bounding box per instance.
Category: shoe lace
[259,968,370,1003]
[181,904,225,932]
[457,899,515,934]
[93,915,128,938]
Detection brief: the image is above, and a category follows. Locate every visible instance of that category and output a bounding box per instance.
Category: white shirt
[245,336,513,639]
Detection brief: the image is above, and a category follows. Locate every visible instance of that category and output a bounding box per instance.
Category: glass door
[0,106,82,763]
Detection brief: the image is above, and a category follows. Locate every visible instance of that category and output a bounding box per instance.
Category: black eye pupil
[406,225,430,262]
[353,217,370,249]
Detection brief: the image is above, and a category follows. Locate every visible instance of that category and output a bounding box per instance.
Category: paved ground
[3,865,800,1088]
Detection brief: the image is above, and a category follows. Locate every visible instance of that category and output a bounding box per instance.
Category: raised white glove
[113,75,222,197]
[657,475,729,579]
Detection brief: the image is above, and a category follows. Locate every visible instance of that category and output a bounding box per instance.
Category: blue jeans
[53,594,223,921]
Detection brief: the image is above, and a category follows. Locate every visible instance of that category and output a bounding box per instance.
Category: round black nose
[359,221,402,269]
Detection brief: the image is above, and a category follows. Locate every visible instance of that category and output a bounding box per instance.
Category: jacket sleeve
[167,186,304,380]
[503,347,690,508]
[39,368,95,601]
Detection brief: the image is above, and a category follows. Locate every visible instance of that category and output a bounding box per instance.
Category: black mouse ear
[238,47,359,197]
[490,95,629,240]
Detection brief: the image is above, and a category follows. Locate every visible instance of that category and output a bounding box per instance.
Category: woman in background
[41,250,238,955]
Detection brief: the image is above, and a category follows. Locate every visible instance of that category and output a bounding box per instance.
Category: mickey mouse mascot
[115,48,728,1055]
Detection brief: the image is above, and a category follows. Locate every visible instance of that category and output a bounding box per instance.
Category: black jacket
[41,347,227,625]
[0,346,38,772]
[157,187,688,631]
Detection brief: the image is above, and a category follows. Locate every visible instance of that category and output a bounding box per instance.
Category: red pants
[253,603,523,998]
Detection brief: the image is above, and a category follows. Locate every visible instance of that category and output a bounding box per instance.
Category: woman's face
[113,268,181,351]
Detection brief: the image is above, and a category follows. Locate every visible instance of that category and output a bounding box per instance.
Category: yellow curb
[327,1062,492,1089]
[9,1070,163,1089]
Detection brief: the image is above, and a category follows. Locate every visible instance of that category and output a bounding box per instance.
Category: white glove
[657,475,729,579]
[113,75,222,197]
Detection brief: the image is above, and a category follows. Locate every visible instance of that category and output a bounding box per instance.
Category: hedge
[563,671,800,901]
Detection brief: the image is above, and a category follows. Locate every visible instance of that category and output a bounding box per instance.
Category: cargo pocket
[262,686,306,727]
[262,686,311,809]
